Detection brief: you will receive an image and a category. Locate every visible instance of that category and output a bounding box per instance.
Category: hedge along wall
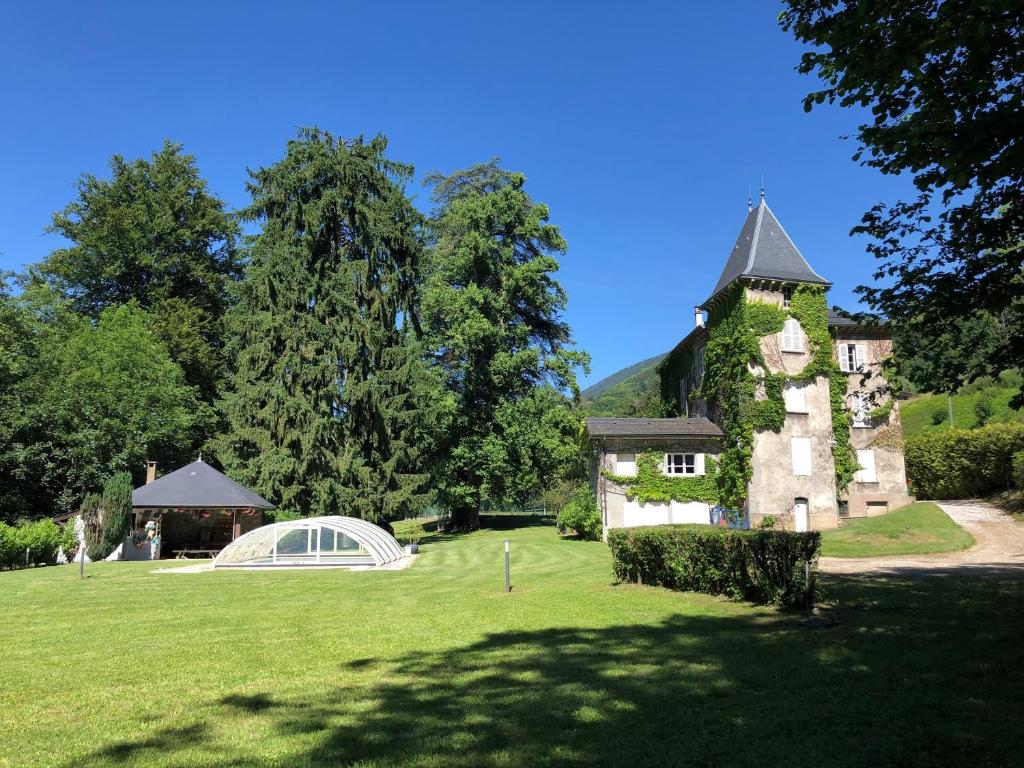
[607,524,821,607]
[904,422,1024,499]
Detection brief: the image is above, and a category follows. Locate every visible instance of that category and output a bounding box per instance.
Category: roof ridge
[744,201,766,275]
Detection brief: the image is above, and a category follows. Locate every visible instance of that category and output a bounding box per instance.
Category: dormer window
[782,286,793,308]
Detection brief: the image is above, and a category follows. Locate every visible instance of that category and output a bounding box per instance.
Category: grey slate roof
[827,308,858,327]
[132,460,275,509]
[585,417,723,439]
[709,200,830,300]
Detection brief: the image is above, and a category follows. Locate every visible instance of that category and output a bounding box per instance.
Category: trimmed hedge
[0,520,63,569]
[904,422,1024,499]
[607,525,821,607]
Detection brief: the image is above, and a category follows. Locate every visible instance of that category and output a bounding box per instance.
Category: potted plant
[404,529,421,555]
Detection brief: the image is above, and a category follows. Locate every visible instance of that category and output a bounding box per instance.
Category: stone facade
[833,332,910,518]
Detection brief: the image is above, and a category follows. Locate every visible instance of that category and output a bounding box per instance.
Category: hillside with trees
[582,353,665,417]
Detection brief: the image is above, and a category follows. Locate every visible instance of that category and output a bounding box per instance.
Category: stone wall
[747,286,838,530]
[835,332,911,516]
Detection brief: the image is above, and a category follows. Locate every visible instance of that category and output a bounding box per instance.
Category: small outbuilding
[132,460,275,559]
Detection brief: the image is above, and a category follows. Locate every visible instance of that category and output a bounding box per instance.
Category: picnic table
[173,547,223,559]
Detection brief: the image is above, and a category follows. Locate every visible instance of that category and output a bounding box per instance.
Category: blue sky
[0,1,912,387]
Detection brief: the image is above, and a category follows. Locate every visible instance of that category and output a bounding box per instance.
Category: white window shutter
[782,318,802,351]
[695,453,705,475]
[615,453,637,476]
[855,344,867,371]
[784,382,806,413]
[838,344,850,372]
[791,437,812,476]
[855,449,876,482]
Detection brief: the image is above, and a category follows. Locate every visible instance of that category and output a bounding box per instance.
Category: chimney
[694,307,704,328]
[146,461,157,485]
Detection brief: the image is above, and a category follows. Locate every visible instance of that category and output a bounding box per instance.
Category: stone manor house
[586,199,910,534]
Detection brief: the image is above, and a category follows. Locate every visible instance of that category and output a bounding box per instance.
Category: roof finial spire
[747,185,752,212]
[760,174,765,202]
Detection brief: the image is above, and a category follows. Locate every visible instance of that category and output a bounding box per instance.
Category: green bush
[556,486,602,541]
[0,522,19,569]
[607,525,821,607]
[0,520,63,569]
[60,519,80,561]
[1013,451,1024,491]
[905,422,1024,499]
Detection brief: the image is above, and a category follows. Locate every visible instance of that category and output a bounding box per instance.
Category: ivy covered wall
[658,283,857,508]
[602,451,719,505]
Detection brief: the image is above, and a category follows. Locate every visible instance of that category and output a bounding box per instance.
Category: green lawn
[2,516,1020,767]
[900,371,1024,436]
[821,502,975,558]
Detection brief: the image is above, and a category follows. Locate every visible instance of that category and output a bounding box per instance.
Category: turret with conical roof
[705,199,829,306]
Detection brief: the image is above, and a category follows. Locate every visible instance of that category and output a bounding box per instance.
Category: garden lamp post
[504,539,511,593]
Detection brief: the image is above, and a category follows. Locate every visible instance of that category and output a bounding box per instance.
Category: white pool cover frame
[212,515,404,568]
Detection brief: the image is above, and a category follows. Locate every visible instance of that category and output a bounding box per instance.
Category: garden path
[819,500,1024,577]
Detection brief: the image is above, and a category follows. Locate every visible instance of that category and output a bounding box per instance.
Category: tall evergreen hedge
[904,423,1024,499]
[607,525,820,607]
[98,472,133,557]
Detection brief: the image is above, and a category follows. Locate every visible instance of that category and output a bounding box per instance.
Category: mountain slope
[582,353,665,416]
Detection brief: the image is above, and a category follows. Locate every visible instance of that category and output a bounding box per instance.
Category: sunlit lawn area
[1,516,1020,767]
[821,502,975,558]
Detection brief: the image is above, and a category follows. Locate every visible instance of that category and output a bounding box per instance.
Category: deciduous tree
[38,140,241,402]
[424,160,588,529]
[781,0,1024,404]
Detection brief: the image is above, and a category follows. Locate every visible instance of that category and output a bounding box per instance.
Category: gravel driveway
[819,500,1024,577]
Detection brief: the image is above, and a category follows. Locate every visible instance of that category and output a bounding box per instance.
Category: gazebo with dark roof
[132,460,274,558]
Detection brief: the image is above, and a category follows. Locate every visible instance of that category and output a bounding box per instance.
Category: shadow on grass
[75,575,1023,767]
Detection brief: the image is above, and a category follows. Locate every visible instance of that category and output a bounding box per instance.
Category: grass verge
[821,502,974,558]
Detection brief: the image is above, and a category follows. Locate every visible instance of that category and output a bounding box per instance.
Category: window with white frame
[855,449,877,482]
[849,392,868,427]
[838,343,866,372]
[782,318,803,352]
[783,381,807,413]
[665,453,698,475]
[790,437,812,476]
[782,286,793,308]
[615,452,637,476]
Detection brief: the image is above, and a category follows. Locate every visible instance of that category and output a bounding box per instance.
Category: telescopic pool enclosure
[212,516,405,568]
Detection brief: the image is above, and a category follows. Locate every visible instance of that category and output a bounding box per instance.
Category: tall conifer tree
[217,130,433,523]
